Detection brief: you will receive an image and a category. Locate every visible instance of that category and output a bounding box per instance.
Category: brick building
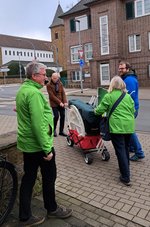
[59,0,150,88]
[49,4,67,71]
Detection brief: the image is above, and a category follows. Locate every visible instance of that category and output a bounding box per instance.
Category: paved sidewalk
[0,87,150,227]
[2,189,144,227]
[1,131,149,227]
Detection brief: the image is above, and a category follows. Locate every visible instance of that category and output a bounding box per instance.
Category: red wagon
[66,99,110,164]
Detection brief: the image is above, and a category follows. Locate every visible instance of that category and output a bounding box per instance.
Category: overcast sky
[0,0,79,41]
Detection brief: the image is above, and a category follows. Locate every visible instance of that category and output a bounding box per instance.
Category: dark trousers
[110,134,131,182]
[19,149,57,221]
[52,106,65,133]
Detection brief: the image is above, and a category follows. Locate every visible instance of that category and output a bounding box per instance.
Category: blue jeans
[130,133,144,157]
[130,109,145,157]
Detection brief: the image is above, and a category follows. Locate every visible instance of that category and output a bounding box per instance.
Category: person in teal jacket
[94,76,135,186]
[16,61,72,226]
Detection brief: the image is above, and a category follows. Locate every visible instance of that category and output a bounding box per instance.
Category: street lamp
[18,51,22,83]
[45,42,59,72]
[74,19,83,93]
[50,44,59,72]
[16,38,36,60]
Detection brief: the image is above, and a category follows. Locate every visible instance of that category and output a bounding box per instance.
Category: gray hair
[26,61,47,79]
[108,76,127,93]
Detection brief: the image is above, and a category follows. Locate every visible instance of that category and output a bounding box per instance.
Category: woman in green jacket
[94,76,135,186]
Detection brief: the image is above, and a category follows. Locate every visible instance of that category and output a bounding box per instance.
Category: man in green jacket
[16,61,72,226]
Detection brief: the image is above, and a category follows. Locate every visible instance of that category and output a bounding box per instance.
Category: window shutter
[149,65,150,78]
[88,15,91,29]
[70,18,76,32]
[126,2,135,20]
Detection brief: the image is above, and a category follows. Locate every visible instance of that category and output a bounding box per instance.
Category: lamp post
[16,38,36,60]
[45,42,59,72]
[18,51,22,83]
[74,19,83,93]
[50,44,59,72]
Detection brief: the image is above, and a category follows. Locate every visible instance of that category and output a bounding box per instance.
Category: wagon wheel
[84,154,93,165]
[66,136,74,147]
[102,149,110,161]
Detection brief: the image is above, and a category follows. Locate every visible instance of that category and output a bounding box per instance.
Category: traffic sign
[79,59,84,67]
[0,68,10,72]
[78,50,84,59]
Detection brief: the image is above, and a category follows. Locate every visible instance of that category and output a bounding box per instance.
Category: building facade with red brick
[60,0,150,88]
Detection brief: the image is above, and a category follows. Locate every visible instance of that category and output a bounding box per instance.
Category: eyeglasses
[118,67,126,70]
[35,73,46,77]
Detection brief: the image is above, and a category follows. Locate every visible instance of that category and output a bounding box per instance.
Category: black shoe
[119,176,131,186]
[59,132,67,137]
[54,131,57,137]
[47,205,72,219]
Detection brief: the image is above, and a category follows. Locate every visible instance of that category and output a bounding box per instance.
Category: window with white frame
[135,0,150,17]
[100,64,110,86]
[84,43,93,62]
[71,46,81,63]
[99,15,109,55]
[128,34,141,52]
[72,71,80,81]
[75,15,88,31]
[70,15,91,32]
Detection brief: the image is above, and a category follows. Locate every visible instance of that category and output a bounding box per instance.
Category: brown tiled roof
[50,4,64,28]
[0,34,51,51]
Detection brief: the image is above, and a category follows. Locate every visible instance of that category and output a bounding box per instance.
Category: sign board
[0,68,10,72]
[79,59,84,67]
[84,73,90,78]
[78,50,84,59]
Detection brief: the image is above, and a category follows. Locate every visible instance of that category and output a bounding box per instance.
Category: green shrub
[8,63,25,76]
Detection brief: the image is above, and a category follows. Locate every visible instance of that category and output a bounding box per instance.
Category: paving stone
[137,209,149,219]
[116,211,133,220]
[132,216,150,227]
